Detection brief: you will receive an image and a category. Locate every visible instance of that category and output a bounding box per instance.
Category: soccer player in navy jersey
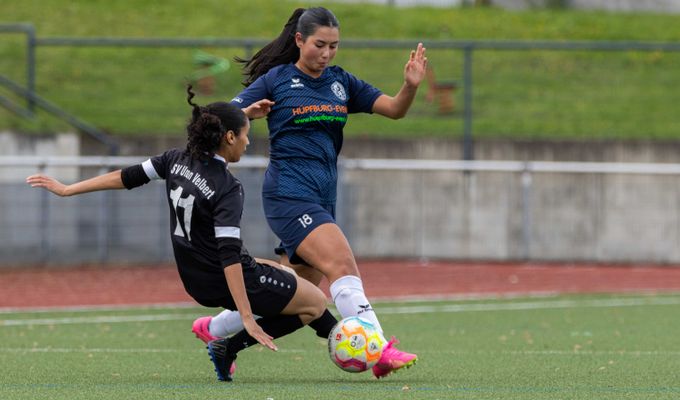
[26,86,338,382]
[197,7,427,379]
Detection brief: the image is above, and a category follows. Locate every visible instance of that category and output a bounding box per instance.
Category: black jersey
[139,148,255,299]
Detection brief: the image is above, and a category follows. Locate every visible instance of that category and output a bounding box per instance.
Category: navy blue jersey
[231,64,382,204]
[140,149,255,299]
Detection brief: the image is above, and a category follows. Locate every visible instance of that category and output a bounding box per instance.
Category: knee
[293,265,325,286]
[324,253,357,281]
[302,287,328,324]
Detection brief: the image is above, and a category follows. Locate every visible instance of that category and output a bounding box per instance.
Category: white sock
[208,309,261,338]
[329,275,383,333]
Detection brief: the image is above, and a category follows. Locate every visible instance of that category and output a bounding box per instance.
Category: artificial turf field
[2,293,679,400]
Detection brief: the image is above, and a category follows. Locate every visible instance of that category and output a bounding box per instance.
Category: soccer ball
[328,316,386,373]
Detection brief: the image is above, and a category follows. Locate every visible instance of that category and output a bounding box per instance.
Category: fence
[329,0,464,6]
[3,156,680,266]
[3,23,680,159]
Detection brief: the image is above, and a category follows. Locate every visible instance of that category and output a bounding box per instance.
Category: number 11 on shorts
[298,214,313,228]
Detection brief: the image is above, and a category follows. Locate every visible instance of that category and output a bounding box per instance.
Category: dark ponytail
[236,7,339,87]
[185,85,248,161]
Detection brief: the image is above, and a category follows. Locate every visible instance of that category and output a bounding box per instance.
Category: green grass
[2,1,680,139]
[2,293,680,399]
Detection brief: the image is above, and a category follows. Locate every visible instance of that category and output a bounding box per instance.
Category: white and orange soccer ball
[328,316,386,373]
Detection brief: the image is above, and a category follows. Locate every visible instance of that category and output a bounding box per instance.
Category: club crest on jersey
[290,78,305,88]
[331,81,347,101]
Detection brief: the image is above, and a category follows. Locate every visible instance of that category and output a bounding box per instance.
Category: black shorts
[194,262,298,317]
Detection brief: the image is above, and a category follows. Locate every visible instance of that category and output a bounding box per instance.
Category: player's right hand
[26,174,69,196]
[244,99,275,120]
[243,317,278,352]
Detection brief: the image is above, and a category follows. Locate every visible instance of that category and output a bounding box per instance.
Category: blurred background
[2,0,680,266]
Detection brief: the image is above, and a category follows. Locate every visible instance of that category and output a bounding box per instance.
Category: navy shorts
[263,196,336,265]
[194,261,298,317]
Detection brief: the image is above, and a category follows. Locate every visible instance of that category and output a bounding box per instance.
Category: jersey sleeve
[346,72,383,114]
[230,70,273,108]
[146,149,178,180]
[121,149,174,189]
[213,181,245,268]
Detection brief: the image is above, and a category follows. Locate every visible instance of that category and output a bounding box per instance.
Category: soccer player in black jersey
[26,86,338,382]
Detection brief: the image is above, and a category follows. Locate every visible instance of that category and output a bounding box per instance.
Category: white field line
[0,313,195,326]
[0,347,305,354]
[375,295,680,315]
[1,347,679,357]
[0,292,569,315]
[2,289,678,315]
[0,302,197,315]
[2,295,680,327]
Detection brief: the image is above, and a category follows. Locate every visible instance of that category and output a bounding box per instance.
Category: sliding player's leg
[207,264,337,381]
[193,258,328,342]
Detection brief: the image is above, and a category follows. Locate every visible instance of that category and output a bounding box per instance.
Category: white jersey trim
[142,159,161,180]
[215,226,241,239]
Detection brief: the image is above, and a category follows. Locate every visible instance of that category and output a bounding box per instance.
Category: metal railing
[3,23,680,159]
[0,74,119,154]
[4,155,680,265]
[0,23,36,111]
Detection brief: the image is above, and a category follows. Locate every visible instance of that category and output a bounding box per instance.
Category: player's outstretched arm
[26,170,125,197]
[372,42,428,120]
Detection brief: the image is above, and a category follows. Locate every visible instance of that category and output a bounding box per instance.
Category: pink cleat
[372,336,417,379]
[192,316,236,376]
[192,316,217,344]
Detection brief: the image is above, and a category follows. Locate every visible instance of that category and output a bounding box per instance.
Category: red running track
[1,260,680,309]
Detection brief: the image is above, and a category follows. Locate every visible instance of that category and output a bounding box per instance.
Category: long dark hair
[236,7,339,87]
[185,85,247,161]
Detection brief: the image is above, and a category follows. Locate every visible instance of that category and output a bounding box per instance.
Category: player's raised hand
[244,99,275,120]
[26,174,69,196]
[403,42,427,88]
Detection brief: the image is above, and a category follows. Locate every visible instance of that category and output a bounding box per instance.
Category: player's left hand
[403,42,427,88]
[26,174,69,196]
